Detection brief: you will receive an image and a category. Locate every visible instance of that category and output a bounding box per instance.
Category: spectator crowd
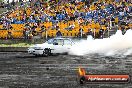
[0,0,131,39]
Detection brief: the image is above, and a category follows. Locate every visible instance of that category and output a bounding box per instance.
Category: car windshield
[53,39,64,45]
[64,39,72,45]
[46,38,75,45]
[46,39,54,44]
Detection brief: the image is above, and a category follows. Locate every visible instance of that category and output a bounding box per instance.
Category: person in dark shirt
[41,25,46,32]
[23,28,27,39]
[56,26,62,37]
[78,27,84,38]
[11,0,15,6]
[87,29,93,36]
[99,29,104,39]
[56,30,62,37]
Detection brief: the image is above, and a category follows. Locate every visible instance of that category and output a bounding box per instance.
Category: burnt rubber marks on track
[0,52,131,88]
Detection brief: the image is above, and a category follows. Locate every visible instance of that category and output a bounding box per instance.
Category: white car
[28,38,75,56]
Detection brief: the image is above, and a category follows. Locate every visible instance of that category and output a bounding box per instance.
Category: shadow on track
[16,55,38,58]
[15,54,59,59]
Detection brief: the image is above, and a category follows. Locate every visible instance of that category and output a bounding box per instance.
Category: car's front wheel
[43,48,51,57]
[34,54,40,57]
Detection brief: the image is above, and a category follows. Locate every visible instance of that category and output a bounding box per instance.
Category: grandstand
[0,0,131,39]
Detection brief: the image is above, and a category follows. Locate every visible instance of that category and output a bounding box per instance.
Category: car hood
[29,43,49,48]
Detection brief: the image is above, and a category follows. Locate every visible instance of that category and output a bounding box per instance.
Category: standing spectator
[87,29,93,36]
[11,0,15,6]
[99,29,104,39]
[78,27,84,38]
[23,26,30,39]
[56,27,62,37]
[26,28,30,39]
[23,28,27,39]
[56,30,62,37]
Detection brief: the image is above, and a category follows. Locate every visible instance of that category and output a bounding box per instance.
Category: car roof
[47,37,75,44]
[53,37,71,40]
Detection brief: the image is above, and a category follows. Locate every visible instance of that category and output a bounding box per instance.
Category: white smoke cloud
[69,29,132,56]
[3,0,29,3]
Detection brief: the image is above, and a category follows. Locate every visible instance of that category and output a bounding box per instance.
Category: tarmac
[0,52,131,88]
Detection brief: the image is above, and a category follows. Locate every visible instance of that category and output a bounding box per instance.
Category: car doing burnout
[28,38,75,56]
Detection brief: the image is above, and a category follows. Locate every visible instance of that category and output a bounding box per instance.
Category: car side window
[64,39,72,45]
[47,39,54,44]
[53,39,64,45]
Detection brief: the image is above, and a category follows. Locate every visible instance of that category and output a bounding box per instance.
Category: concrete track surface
[0,52,132,88]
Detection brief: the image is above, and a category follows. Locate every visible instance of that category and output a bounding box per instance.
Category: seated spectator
[7,31,12,39]
[65,23,75,31]
[0,0,131,39]
[41,25,46,32]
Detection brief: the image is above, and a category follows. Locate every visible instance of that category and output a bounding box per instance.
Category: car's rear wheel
[79,76,86,84]
[34,54,40,57]
[43,48,51,57]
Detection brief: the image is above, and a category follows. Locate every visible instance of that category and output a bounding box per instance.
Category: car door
[51,39,64,53]
[63,39,73,52]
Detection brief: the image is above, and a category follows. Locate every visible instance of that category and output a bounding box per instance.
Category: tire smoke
[69,29,132,56]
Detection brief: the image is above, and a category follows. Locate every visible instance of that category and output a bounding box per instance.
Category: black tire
[34,54,40,57]
[79,76,86,85]
[43,48,51,57]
